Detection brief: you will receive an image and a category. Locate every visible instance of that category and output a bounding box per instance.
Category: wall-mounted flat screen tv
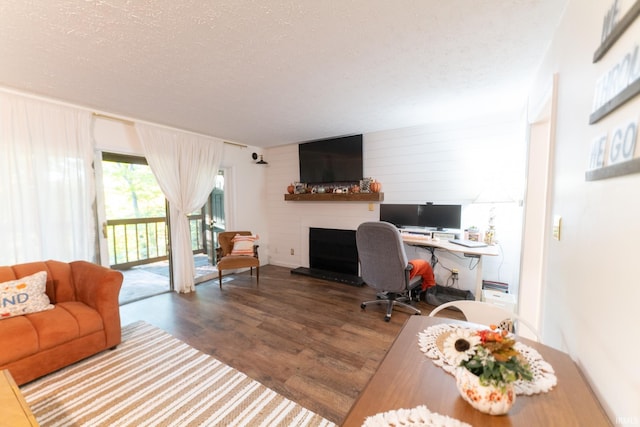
[418,204,462,230]
[298,134,363,184]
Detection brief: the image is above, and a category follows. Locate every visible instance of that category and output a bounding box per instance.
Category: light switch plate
[552,215,562,240]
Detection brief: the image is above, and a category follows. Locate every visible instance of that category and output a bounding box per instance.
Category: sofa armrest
[70,261,123,348]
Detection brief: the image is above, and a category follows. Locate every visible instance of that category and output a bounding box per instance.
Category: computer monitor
[418,204,462,230]
[379,204,420,228]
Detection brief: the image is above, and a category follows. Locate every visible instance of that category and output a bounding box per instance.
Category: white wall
[265,115,526,296]
[529,0,640,423]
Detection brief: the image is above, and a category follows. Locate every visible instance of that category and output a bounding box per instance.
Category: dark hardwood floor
[119,265,452,425]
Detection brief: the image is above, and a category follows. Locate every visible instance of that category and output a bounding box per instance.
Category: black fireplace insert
[291,227,363,286]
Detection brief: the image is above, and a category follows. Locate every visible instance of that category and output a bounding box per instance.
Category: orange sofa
[0,260,123,385]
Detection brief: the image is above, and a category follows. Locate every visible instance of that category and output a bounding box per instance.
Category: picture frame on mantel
[359,178,372,193]
[294,182,306,194]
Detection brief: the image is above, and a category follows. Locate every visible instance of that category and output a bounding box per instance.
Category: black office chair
[356,221,422,322]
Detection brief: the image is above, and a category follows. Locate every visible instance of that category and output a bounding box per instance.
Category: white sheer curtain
[136,123,224,293]
[0,92,95,265]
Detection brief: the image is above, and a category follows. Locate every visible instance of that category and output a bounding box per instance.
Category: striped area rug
[21,321,335,427]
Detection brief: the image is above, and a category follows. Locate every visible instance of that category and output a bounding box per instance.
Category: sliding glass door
[96,153,172,303]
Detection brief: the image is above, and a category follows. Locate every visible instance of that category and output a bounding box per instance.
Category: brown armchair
[216,231,260,288]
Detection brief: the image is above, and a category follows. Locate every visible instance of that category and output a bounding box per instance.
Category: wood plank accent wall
[265,115,525,291]
[366,119,524,204]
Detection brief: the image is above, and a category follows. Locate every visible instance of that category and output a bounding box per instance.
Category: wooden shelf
[284,192,384,202]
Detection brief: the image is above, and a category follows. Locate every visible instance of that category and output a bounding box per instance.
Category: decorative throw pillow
[0,271,53,320]
[230,234,258,256]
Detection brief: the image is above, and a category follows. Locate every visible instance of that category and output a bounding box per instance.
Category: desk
[342,316,611,426]
[402,234,499,300]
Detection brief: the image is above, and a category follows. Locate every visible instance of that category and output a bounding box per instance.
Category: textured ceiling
[0,1,567,147]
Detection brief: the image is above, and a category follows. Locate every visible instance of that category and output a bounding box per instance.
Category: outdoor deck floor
[118,254,217,304]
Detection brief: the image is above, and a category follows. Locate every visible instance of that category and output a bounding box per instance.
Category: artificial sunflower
[442,328,482,366]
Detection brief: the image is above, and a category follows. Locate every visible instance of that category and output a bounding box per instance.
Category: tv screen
[379,204,420,228]
[418,204,462,230]
[298,135,363,184]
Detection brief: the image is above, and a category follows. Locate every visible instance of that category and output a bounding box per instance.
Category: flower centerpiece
[443,325,533,415]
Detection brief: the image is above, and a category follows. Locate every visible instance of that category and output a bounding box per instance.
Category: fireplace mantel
[284,192,384,202]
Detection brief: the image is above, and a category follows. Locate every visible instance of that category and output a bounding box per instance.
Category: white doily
[418,323,557,395]
[362,405,471,427]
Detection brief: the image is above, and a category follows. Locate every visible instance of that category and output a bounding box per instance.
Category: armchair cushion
[0,271,53,320]
[230,234,259,256]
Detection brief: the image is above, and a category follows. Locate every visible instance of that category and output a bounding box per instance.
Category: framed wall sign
[593,0,640,62]
[586,0,640,181]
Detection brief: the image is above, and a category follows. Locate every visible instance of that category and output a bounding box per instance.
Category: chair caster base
[384,315,391,322]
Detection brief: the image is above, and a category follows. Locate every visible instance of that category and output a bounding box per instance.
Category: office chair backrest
[356,221,410,293]
[429,300,540,341]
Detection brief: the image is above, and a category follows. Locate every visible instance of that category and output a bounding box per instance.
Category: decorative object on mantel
[312,185,327,194]
[294,182,306,194]
[360,177,373,192]
[284,178,385,199]
[362,404,471,427]
[418,323,557,415]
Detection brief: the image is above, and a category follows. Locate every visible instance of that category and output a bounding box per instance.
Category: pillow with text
[1,271,54,320]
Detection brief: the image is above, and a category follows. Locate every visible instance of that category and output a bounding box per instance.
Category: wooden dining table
[342,316,611,426]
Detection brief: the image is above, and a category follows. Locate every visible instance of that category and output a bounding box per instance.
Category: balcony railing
[107,214,205,270]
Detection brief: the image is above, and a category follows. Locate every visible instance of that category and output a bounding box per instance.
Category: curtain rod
[222,140,248,148]
[92,112,247,148]
[92,113,135,126]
